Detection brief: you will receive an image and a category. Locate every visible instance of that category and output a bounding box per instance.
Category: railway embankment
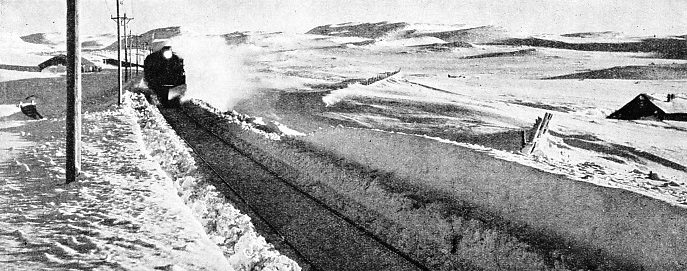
[182,101,570,270]
[305,127,687,271]
[182,99,687,271]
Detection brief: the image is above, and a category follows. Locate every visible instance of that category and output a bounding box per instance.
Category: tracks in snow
[158,104,428,271]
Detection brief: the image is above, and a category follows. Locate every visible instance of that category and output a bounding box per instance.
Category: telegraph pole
[111,1,132,104]
[135,35,140,75]
[124,23,128,81]
[128,30,133,79]
[111,0,122,106]
[66,0,82,183]
[123,14,133,81]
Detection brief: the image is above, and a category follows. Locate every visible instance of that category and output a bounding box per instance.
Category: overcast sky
[1,0,685,36]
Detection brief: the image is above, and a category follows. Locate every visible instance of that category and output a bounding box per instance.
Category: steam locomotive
[144,46,186,107]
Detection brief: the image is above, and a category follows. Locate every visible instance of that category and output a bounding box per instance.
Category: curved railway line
[157,104,430,271]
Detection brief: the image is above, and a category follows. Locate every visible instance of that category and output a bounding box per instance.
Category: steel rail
[160,104,429,271]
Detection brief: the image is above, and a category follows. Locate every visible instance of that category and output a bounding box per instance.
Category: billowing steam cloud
[164,35,260,111]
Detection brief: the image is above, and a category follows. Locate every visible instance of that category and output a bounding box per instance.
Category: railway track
[158,103,429,271]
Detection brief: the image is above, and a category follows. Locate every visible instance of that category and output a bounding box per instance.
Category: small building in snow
[37,54,102,73]
[607,93,687,121]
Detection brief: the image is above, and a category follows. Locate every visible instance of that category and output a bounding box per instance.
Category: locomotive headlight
[162,49,173,59]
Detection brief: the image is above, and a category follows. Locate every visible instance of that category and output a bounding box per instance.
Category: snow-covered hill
[306,21,508,45]
[19,32,118,50]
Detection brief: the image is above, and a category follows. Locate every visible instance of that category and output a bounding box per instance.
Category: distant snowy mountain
[20,32,64,45]
[102,26,182,51]
[307,22,408,39]
[82,33,118,49]
[20,32,118,50]
[0,34,52,68]
[0,32,47,50]
[492,36,687,59]
[560,31,623,39]
[305,21,687,59]
[306,21,508,44]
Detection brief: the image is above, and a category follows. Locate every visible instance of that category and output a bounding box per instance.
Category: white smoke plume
[164,35,261,111]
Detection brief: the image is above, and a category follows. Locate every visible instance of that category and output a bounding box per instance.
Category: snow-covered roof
[645,93,687,114]
[37,54,97,69]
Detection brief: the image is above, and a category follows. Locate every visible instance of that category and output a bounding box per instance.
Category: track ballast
[158,103,428,271]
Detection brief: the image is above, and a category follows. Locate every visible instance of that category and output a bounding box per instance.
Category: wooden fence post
[521,112,553,155]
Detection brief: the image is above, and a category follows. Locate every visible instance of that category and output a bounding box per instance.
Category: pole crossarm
[111,16,134,27]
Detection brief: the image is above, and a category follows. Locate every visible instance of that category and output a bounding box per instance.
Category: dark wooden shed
[608,93,687,121]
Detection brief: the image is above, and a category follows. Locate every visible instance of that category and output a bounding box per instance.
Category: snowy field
[161,24,687,269]
[0,38,299,270]
[175,27,687,206]
[2,22,687,270]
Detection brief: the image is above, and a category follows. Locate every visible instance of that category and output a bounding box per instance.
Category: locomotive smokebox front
[144,46,186,107]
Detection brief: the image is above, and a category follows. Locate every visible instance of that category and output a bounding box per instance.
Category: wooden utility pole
[136,35,141,76]
[122,14,133,81]
[124,23,128,81]
[111,0,122,106]
[128,31,134,78]
[111,1,132,104]
[66,0,82,183]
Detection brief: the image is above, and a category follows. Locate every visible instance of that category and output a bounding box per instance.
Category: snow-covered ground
[0,39,300,269]
[214,32,687,207]
[3,23,687,270]
[0,92,300,270]
[0,105,235,270]
[141,26,687,215]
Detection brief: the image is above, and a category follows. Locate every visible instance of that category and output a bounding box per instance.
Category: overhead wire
[130,0,136,33]
[131,0,135,19]
[120,0,134,34]
[124,0,132,18]
[103,0,112,17]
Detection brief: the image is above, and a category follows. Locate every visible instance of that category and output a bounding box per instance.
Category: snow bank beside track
[184,100,570,270]
[125,92,300,271]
